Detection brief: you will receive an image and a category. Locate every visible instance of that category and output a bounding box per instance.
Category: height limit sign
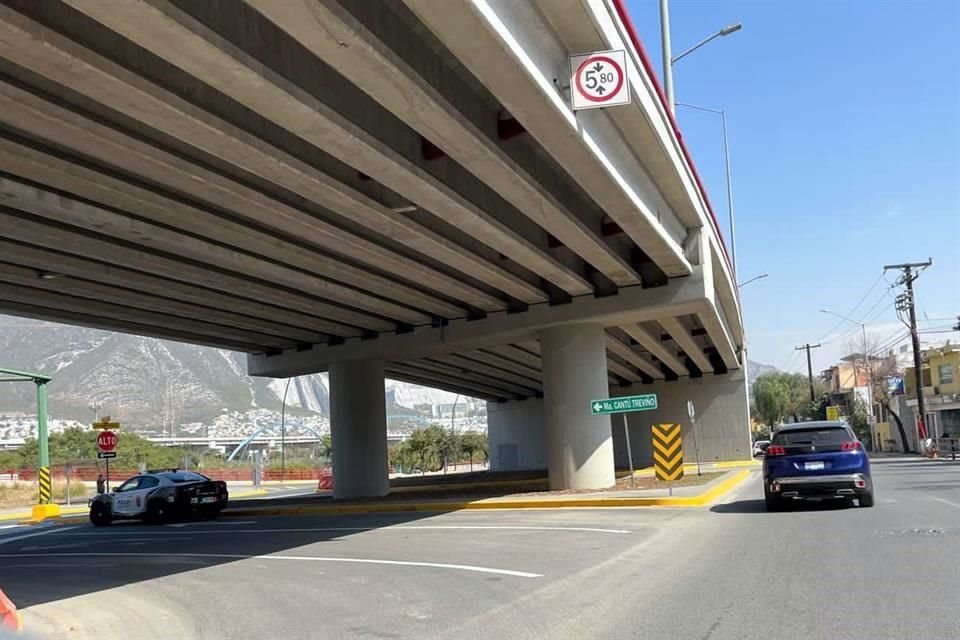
[570,49,631,111]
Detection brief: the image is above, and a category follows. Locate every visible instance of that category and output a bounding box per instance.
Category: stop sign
[97,430,118,452]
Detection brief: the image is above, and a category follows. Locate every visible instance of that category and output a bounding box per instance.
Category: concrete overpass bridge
[0,0,748,497]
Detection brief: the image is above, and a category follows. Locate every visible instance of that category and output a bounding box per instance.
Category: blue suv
[763,421,874,511]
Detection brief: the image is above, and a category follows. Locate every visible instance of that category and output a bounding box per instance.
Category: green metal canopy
[0,367,52,383]
[0,366,53,504]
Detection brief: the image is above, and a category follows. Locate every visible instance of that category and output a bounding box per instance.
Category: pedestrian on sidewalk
[96,473,106,495]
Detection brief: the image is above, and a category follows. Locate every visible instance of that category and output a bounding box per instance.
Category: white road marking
[0,524,21,531]
[0,525,80,546]
[166,520,258,527]
[59,525,631,536]
[0,552,542,578]
[932,497,960,510]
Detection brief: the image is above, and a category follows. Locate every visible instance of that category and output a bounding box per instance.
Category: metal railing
[936,438,960,460]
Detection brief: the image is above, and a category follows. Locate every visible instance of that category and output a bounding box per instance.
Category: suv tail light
[841,441,862,451]
[766,445,786,456]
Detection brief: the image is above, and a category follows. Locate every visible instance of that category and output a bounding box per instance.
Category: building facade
[905,344,960,439]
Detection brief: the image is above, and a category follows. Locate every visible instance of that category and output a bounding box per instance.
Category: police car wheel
[145,500,168,525]
[90,502,112,527]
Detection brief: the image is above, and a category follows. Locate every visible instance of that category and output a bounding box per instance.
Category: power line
[870,330,910,356]
[821,298,895,347]
[815,273,885,343]
[779,347,801,372]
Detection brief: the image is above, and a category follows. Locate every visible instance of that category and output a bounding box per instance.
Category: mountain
[747,359,780,385]
[0,316,468,430]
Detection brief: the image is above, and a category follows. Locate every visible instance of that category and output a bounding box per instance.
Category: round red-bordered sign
[574,55,625,104]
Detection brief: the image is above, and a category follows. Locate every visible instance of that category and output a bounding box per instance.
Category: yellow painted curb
[388,477,545,494]
[230,488,269,498]
[1,504,87,524]
[225,470,753,517]
[30,503,61,522]
[633,460,758,475]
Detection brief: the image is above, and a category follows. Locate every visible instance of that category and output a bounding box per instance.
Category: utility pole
[795,343,821,401]
[885,259,933,443]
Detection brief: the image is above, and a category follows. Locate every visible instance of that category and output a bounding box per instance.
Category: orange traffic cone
[0,588,22,632]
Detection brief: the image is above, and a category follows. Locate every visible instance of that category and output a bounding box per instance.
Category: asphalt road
[1,458,958,639]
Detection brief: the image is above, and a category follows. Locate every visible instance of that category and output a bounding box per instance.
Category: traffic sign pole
[96,428,119,492]
[687,400,702,476]
[623,414,635,487]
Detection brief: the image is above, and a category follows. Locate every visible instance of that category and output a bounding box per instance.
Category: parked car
[89,469,228,526]
[752,440,770,457]
[763,421,873,511]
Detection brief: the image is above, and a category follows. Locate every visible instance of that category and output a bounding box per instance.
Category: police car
[89,470,228,526]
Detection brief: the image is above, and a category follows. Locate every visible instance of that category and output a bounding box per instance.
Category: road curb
[222,470,753,517]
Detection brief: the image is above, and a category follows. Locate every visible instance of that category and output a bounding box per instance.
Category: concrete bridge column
[329,358,389,499]
[540,324,615,490]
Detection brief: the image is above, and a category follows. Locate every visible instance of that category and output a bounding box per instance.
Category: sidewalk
[223,469,752,516]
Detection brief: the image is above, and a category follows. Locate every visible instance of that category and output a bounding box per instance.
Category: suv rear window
[773,428,853,446]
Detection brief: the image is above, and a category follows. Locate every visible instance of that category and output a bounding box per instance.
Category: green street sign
[590,394,658,415]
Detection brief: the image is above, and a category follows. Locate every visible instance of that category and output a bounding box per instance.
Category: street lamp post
[734,273,768,438]
[280,377,291,483]
[738,273,768,289]
[820,309,876,443]
[676,102,738,276]
[659,0,741,114]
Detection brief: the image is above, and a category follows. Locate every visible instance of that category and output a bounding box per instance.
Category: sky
[625,0,960,373]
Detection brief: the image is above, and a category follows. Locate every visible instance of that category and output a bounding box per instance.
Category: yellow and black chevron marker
[38,466,52,504]
[652,424,684,481]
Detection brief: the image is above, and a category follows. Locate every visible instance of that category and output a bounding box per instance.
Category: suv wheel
[859,489,875,508]
[764,486,783,512]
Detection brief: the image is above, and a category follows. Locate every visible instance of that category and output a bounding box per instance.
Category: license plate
[200,496,217,503]
[805,461,825,471]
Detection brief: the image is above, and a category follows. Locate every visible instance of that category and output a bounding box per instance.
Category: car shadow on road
[711,499,856,514]
[0,509,446,609]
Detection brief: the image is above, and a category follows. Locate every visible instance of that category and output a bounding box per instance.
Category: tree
[844,396,872,446]
[755,372,823,427]
[318,434,332,462]
[404,428,440,474]
[753,374,789,429]
[782,373,816,422]
[869,357,912,453]
[433,426,462,474]
[10,427,193,470]
[460,432,488,470]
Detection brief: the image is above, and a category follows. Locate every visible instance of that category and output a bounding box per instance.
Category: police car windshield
[160,472,210,483]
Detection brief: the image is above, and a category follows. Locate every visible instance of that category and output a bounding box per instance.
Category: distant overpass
[0,0,748,496]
